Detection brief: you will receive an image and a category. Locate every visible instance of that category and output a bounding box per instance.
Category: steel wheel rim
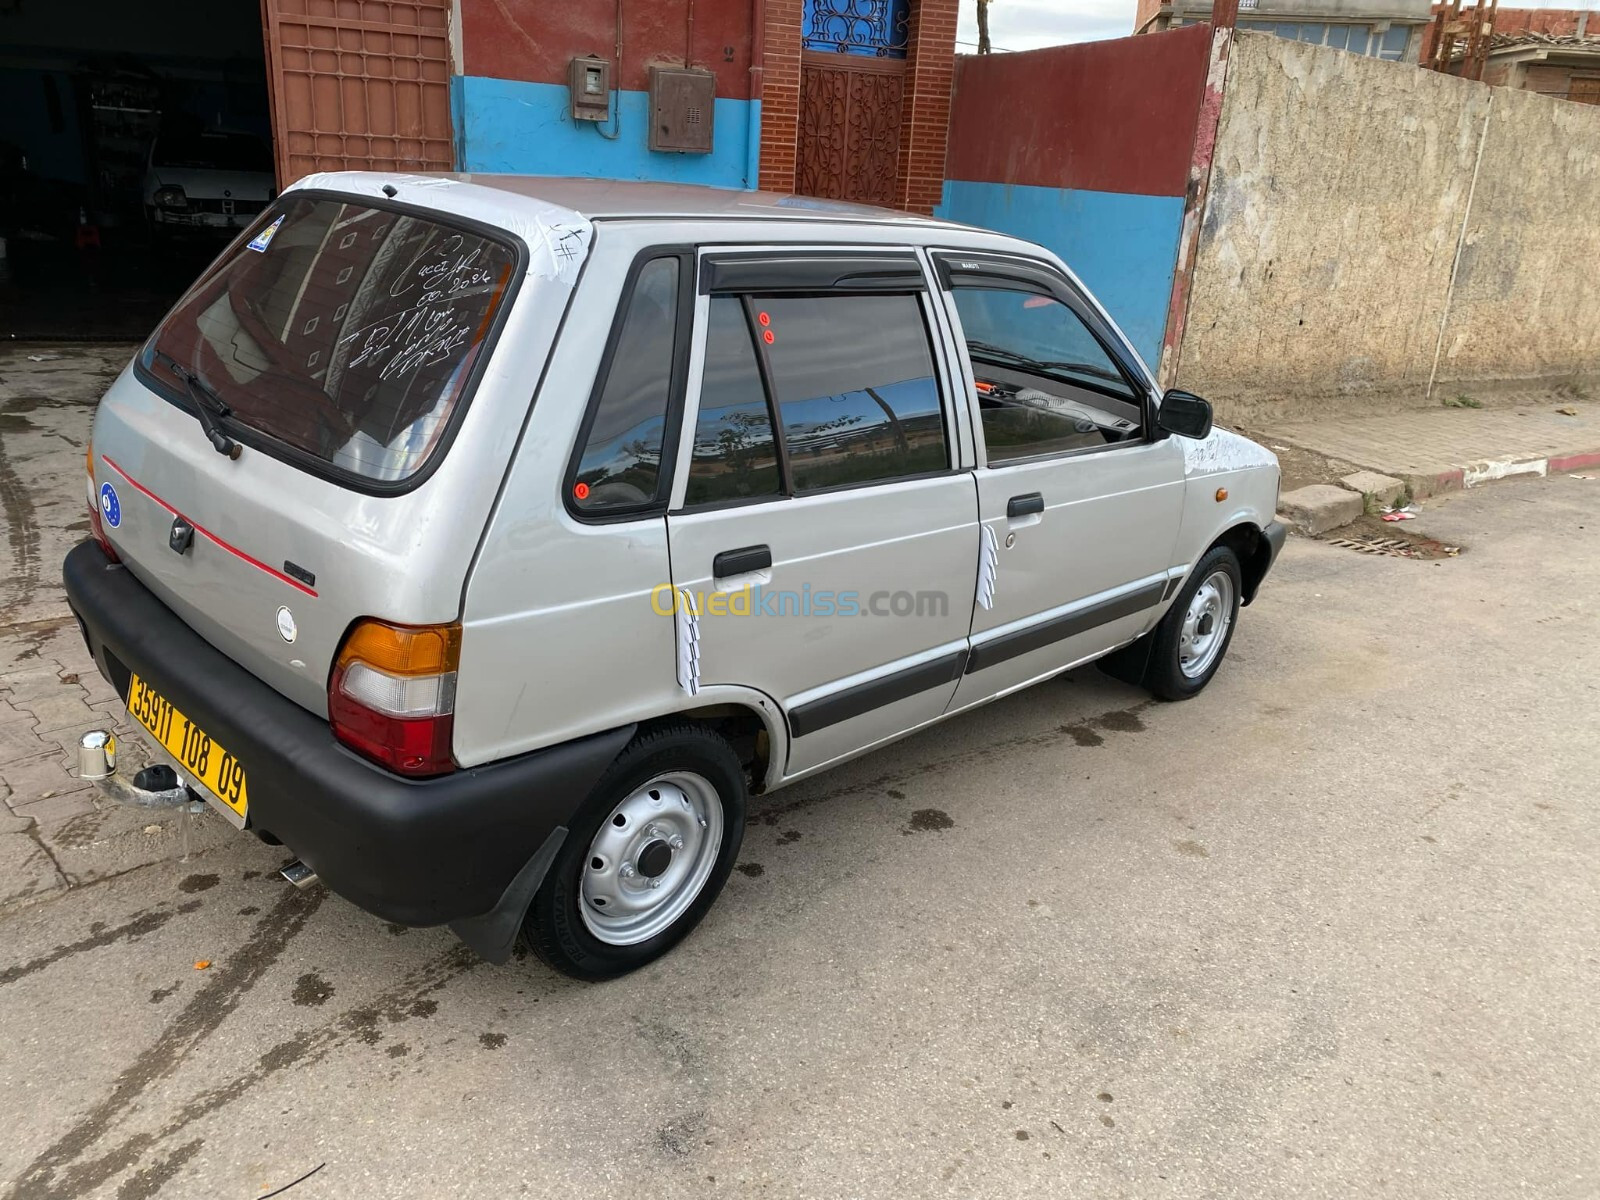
[1179,569,1235,680]
[580,771,724,946]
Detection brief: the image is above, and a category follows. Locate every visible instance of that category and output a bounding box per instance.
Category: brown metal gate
[260,0,455,185]
[796,52,904,206]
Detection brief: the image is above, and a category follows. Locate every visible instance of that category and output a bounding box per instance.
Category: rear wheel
[1143,544,1243,701]
[522,723,746,980]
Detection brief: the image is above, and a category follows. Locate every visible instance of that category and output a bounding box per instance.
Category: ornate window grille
[801,0,911,58]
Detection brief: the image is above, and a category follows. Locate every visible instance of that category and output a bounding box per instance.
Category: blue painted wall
[937,181,1184,370]
[454,76,759,190]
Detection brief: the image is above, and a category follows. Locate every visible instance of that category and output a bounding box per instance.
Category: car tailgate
[87,366,493,718]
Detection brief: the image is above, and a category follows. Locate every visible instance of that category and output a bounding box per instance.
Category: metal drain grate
[1326,535,1460,559]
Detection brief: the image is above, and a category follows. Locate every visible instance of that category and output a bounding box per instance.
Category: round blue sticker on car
[99,482,121,528]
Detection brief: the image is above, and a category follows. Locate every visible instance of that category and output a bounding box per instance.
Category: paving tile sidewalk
[0,587,236,917]
[1252,390,1600,496]
[0,344,233,910]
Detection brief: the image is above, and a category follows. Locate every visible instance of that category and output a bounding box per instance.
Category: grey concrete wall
[1176,32,1600,418]
[1439,86,1600,382]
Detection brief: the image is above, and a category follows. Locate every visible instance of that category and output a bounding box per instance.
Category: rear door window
[758,293,947,491]
[139,193,518,485]
[684,297,783,506]
[682,280,949,507]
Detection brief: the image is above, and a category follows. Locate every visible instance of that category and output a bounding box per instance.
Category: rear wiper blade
[152,350,240,459]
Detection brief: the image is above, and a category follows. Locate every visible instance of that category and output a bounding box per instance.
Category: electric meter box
[648,66,716,154]
[569,56,612,122]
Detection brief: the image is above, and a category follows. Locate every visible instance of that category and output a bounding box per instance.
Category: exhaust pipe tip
[77,729,116,781]
[280,860,320,890]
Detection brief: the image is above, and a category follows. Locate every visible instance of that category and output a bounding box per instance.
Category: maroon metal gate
[796,51,905,205]
[260,0,455,185]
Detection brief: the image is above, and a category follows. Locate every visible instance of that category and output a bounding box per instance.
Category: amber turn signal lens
[335,619,461,677]
[1215,487,1229,502]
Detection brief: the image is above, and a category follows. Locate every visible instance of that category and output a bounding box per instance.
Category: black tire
[1142,543,1243,702]
[522,722,747,981]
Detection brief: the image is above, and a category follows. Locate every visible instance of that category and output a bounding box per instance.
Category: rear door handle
[713,544,772,577]
[1007,493,1044,519]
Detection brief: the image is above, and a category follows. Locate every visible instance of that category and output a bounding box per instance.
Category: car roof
[289,171,954,230]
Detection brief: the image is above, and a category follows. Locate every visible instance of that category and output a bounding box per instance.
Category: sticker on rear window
[246,215,284,253]
[99,482,121,527]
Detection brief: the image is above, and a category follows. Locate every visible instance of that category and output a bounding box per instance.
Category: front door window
[950,287,1143,464]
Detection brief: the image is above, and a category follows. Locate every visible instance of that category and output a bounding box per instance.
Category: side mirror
[1156,389,1213,440]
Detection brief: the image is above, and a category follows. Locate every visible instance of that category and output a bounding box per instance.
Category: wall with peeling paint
[1437,87,1600,382]
[1176,33,1488,410]
[1174,32,1600,418]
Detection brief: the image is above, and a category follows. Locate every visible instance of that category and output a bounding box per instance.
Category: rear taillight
[86,444,120,562]
[329,619,461,777]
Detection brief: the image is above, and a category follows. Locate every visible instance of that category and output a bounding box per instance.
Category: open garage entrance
[0,0,452,340]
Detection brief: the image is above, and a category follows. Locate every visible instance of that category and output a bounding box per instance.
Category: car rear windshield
[140,194,518,484]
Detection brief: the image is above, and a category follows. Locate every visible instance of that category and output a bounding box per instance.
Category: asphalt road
[2,474,1597,1200]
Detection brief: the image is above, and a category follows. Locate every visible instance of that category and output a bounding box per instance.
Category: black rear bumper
[63,540,630,941]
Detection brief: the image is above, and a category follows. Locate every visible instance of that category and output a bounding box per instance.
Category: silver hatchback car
[65,174,1284,979]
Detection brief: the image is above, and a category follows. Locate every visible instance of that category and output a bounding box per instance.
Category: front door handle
[1007,493,1044,519]
[713,544,772,577]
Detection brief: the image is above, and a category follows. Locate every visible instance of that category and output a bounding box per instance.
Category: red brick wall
[1524,61,1598,97]
[759,0,958,211]
[1483,6,1590,37]
[894,0,959,214]
[1134,0,1169,34]
[1421,6,1593,63]
[758,0,803,192]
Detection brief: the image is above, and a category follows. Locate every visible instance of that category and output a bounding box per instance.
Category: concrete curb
[1399,467,1465,500]
[1398,447,1600,499]
[1283,446,1600,538]
[1549,450,1600,474]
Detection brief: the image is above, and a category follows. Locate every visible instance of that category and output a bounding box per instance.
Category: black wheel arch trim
[1241,520,1287,605]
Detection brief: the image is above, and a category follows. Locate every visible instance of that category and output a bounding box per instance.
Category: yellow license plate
[127,674,249,818]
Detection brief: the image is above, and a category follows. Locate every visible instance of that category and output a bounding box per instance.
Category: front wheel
[522,723,746,980]
[1143,544,1243,701]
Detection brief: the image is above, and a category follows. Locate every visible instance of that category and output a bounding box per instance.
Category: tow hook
[76,728,213,861]
[76,729,195,809]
